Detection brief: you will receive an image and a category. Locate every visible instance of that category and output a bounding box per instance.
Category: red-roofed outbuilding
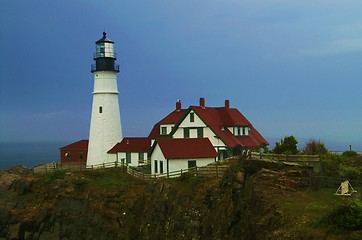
[150,138,218,175]
[108,137,151,166]
[59,140,88,166]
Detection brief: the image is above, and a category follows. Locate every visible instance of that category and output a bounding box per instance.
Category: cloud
[298,38,362,57]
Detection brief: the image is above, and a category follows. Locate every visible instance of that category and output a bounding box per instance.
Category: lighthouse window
[99,106,102,113]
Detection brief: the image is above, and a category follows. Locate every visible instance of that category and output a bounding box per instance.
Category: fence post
[195,167,198,177]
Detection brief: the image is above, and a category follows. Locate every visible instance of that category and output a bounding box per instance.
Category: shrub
[272,135,299,155]
[320,155,341,176]
[47,170,66,183]
[320,154,362,180]
[303,139,329,155]
[342,150,359,157]
[319,200,362,230]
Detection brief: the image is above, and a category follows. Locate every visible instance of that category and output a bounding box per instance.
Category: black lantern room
[91,32,120,73]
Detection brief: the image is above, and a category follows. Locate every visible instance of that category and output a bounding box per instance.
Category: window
[160,161,164,174]
[138,152,144,161]
[126,152,131,164]
[184,128,190,138]
[99,106,103,113]
[242,127,246,136]
[190,112,195,122]
[197,128,204,138]
[154,160,158,173]
[79,152,83,160]
[234,127,242,136]
[188,160,196,169]
[161,126,167,135]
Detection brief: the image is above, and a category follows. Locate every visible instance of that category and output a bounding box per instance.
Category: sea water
[0,142,68,169]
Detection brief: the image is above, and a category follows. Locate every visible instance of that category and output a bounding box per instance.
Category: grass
[82,168,135,190]
[277,187,362,239]
[46,170,66,183]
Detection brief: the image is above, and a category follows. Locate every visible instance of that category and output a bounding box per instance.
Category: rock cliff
[0,160,329,240]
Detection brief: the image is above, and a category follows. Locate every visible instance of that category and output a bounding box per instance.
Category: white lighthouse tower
[87,32,122,166]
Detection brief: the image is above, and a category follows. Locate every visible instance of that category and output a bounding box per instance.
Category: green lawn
[278,187,362,239]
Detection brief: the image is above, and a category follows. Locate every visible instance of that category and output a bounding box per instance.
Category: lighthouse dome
[96,32,114,44]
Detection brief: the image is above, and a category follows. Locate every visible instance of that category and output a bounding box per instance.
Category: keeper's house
[149,98,268,160]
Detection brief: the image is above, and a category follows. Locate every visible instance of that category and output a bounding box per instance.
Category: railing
[127,165,229,179]
[33,161,126,174]
[91,64,119,72]
[329,150,362,155]
[250,152,320,163]
[33,161,228,180]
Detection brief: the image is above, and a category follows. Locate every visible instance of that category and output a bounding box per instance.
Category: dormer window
[233,127,239,136]
[161,126,167,135]
[233,126,250,136]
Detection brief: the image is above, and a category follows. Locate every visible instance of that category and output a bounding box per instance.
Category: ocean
[0,142,67,169]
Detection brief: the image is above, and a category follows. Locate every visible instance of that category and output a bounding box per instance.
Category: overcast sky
[0,0,361,150]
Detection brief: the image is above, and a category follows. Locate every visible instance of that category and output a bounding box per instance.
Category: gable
[170,105,268,148]
[148,109,187,138]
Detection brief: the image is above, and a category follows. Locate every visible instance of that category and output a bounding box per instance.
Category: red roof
[156,138,218,159]
[148,109,186,138]
[108,137,151,153]
[189,106,268,147]
[60,140,89,150]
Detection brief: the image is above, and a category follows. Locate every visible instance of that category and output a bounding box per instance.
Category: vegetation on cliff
[0,157,361,240]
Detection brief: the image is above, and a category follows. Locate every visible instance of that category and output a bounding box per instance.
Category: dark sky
[0,0,361,150]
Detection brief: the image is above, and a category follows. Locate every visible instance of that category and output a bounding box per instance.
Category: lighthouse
[87,32,122,166]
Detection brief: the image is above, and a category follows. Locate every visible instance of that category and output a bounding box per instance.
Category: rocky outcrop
[0,161,311,240]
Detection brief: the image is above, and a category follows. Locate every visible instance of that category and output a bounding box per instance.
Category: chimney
[176,100,182,111]
[225,100,230,108]
[200,97,205,108]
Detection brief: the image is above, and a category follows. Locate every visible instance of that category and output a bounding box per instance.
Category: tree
[272,135,299,154]
[303,139,329,155]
